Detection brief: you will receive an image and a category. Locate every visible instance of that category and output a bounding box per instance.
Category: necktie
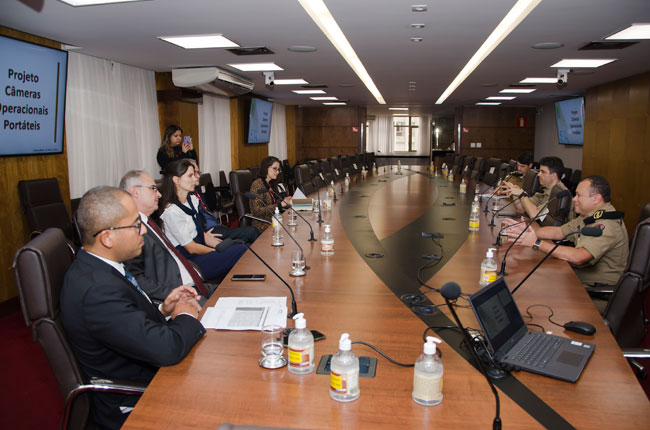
[146,217,210,297]
[124,269,151,302]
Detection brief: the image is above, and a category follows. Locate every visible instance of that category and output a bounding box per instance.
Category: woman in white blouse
[154,159,246,281]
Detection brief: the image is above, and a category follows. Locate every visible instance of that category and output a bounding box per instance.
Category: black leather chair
[13,228,146,430]
[294,164,316,195]
[638,202,650,227]
[451,155,465,176]
[340,155,353,176]
[460,157,475,177]
[329,157,345,179]
[569,169,582,194]
[281,160,295,194]
[18,178,75,242]
[540,185,572,227]
[482,158,501,187]
[318,159,335,184]
[470,157,485,181]
[352,154,363,173]
[559,167,573,189]
[498,162,511,180]
[229,169,256,226]
[522,169,540,196]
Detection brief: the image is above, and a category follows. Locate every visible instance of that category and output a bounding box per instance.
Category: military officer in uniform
[503,175,628,313]
[498,151,533,191]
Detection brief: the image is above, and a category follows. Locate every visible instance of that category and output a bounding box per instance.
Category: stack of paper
[200,297,288,330]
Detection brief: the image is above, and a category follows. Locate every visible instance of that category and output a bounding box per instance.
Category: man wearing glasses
[60,186,205,429]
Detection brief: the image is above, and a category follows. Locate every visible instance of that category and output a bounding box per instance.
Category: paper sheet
[200,297,288,330]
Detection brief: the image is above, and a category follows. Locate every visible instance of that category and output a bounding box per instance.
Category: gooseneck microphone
[510,227,602,295]
[237,240,298,318]
[440,282,502,430]
[263,188,317,242]
[498,189,571,276]
[483,185,501,213]
[312,176,324,224]
[244,192,311,270]
[239,213,271,225]
[489,192,527,227]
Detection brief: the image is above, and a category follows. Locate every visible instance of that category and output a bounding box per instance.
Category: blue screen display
[0,35,68,156]
[555,97,585,146]
[247,98,273,144]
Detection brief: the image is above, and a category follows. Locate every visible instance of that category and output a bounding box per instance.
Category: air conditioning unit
[172,67,254,97]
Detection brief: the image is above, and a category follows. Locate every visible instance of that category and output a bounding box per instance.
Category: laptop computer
[468,277,594,383]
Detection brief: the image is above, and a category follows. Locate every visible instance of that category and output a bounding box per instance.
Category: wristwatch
[532,238,542,251]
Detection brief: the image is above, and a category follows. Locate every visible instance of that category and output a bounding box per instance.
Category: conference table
[124,166,649,429]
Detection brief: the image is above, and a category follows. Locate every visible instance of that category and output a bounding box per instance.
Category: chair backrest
[18,178,74,240]
[522,168,540,195]
[452,155,465,175]
[294,164,316,195]
[604,218,650,347]
[460,157,475,177]
[340,155,353,175]
[638,203,650,228]
[498,162,510,180]
[13,228,90,429]
[198,173,219,212]
[559,167,573,188]
[352,154,363,172]
[329,157,344,179]
[470,157,485,181]
[540,185,572,227]
[319,159,335,183]
[229,170,255,224]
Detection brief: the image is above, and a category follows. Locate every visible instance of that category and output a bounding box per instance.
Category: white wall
[534,102,583,171]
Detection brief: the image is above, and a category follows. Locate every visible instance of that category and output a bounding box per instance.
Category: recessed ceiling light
[273,79,309,85]
[486,96,516,100]
[159,34,239,49]
[500,88,536,93]
[476,102,501,106]
[288,45,318,52]
[606,23,650,40]
[531,42,564,49]
[409,88,416,91]
[409,81,416,84]
[393,114,410,116]
[228,62,284,71]
[411,24,426,29]
[310,96,338,100]
[323,102,346,105]
[59,0,141,5]
[298,0,386,104]
[551,59,616,68]
[292,89,326,94]
[436,0,542,104]
[411,5,428,12]
[410,37,423,42]
[389,107,409,110]
[520,77,557,84]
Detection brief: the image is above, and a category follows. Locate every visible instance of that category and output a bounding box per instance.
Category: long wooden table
[124,166,649,429]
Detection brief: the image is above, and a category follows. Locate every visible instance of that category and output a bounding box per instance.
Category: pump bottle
[321,224,334,256]
[344,173,350,187]
[469,196,480,232]
[412,336,443,406]
[330,333,360,402]
[480,248,498,286]
[272,207,283,246]
[288,313,314,374]
[459,178,467,194]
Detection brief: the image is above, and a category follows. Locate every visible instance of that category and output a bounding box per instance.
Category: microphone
[237,240,298,318]
[244,192,311,270]
[440,282,502,430]
[483,185,501,213]
[239,213,271,225]
[312,175,324,224]
[498,189,570,275]
[511,227,602,295]
[261,188,317,242]
[489,193,527,227]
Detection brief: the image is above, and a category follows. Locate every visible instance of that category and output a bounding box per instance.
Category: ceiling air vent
[579,41,638,50]
[226,46,275,55]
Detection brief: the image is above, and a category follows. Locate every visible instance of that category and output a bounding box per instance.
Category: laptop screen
[469,278,527,354]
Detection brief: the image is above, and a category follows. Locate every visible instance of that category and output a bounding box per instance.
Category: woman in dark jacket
[156,124,197,171]
[249,156,292,233]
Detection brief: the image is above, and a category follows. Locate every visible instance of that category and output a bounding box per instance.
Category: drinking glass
[290,250,306,277]
[259,325,287,369]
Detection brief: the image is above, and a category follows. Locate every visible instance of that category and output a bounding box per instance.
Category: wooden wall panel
[0,27,71,303]
[295,106,365,161]
[583,71,650,237]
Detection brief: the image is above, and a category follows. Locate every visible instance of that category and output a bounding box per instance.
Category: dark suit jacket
[60,250,206,429]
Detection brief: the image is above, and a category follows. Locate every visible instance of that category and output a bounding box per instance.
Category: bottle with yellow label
[330,333,360,402]
[480,248,498,286]
[288,313,314,375]
[469,196,480,232]
[412,336,443,406]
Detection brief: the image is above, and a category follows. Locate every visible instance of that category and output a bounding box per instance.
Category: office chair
[498,162,511,180]
[638,203,650,228]
[229,170,256,226]
[569,169,581,194]
[318,158,335,184]
[540,184,572,227]
[559,167,573,189]
[294,164,316,195]
[13,228,146,430]
[460,156,475,177]
[521,168,540,196]
[328,157,345,179]
[470,157,485,181]
[18,178,75,242]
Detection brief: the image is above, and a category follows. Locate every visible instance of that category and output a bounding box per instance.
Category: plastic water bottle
[429,161,434,172]
[288,313,314,375]
[321,224,334,256]
[330,333,360,402]
[480,248,498,286]
[412,336,443,406]
[459,178,467,194]
[397,160,402,172]
[372,162,377,173]
[344,173,350,187]
[272,207,284,245]
[469,196,480,232]
[442,163,448,177]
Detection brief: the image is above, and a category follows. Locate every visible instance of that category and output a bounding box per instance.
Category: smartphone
[231,274,266,281]
[283,330,326,346]
[183,136,192,147]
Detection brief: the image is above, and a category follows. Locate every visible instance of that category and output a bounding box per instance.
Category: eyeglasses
[92,216,143,237]
[270,166,280,171]
[194,170,202,176]
[134,185,159,192]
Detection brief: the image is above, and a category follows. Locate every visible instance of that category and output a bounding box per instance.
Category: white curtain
[198,94,231,181]
[268,103,287,159]
[65,53,160,197]
[416,115,432,156]
[367,114,392,155]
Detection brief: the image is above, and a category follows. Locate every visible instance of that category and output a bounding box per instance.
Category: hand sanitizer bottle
[344,173,350,187]
[321,224,334,256]
[469,196,480,232]
[480,248,498,286]
[412,337,443,406]
[288,313,314,374]
[459,178,467,194]
[330,333,360,402]
[272,207,283,246]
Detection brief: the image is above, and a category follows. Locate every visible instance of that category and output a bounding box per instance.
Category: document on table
[200,297,288,330]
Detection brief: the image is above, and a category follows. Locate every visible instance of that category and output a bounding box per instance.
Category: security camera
[557,69,569,88]
[263,72,275,87]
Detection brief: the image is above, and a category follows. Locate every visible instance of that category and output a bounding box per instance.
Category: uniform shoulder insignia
[583,210,624,225]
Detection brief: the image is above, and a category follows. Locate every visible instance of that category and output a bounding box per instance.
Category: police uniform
[560,202,629,287]
[503,172,523,188]
[528,181,574,226]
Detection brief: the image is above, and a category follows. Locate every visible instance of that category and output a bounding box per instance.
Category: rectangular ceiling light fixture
[273,79,310,85]
[388,107,409,110]
[310,96,338,100]
[159,34,239,49]
[551,59,616,68]
[500,88,535,93]
[228,63,284,71]
[435,0,542,105]
[393,114,410,116]
[486,96,516,100]
[298,0,386,104]
[323,102,347,105]
[292,90,326,94]
[606,23,650,40]
[520,77,558,84]
[59,0,142,5]
[476,102,501,106]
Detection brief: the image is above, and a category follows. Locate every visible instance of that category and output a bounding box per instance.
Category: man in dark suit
[120,170,217,304]
[60,186,205,430]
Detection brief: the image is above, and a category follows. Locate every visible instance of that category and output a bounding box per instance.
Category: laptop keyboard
[513,333,562,368]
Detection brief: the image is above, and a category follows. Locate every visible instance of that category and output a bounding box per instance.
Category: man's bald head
[76,186,131,245]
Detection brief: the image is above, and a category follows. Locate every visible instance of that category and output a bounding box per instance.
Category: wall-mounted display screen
[247,98,273,144]
[0,35,68,156]
[555,97,585,146]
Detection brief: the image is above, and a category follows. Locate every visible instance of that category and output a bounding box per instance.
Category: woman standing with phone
[156,124,197,171]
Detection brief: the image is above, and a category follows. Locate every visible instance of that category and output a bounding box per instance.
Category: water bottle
[469,196,480,232]
[272,207,283,246]
[330,333,360,402]
[321,224,334,256]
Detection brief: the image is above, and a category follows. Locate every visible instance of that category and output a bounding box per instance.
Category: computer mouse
[563,321,596,336]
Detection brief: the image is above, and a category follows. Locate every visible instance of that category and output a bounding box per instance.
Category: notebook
[468,277,594,382]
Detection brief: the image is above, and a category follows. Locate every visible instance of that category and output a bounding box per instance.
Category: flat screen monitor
[247,98,273,144]
[554,97,585,146]
[0,35,68,157]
